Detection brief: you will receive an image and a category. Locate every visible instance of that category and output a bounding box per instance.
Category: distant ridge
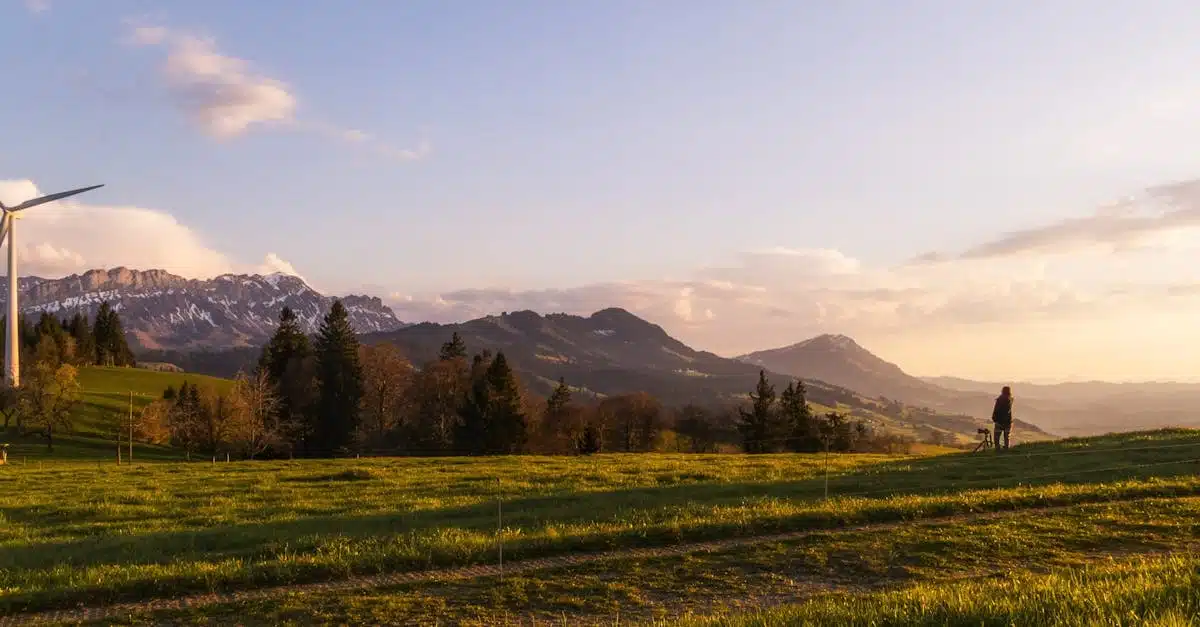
[1,267,407,350]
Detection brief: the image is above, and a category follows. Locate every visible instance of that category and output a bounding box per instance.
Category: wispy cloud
[24,0,49,14]
[123,20,427,160]
[912,179,1200,263]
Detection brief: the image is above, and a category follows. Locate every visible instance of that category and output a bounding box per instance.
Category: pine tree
[34,311,68,365]
[312,300,364,457]
[541,377,579,453]
[455,353,493,455]
[546,377,571,415]
[439,332,467,361]
[92,303,114,366]
[738,370,779,453]
[576,423,602,454]
[258,307,314,451]
[484,352,527,454]
[67,312,95,367]
[258,307,311,382]
[781,380,818,452]
[92,302,133,366]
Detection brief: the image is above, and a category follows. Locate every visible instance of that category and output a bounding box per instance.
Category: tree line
[132,304,911,459]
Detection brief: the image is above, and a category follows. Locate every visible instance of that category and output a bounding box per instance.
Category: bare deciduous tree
[358,343,413,450]
[226,370,284,459]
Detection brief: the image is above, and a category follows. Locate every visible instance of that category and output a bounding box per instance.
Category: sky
[4,0,1200,382]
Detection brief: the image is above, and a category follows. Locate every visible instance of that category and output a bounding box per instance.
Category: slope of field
[2,366,232,461]
[1,429,1198,623]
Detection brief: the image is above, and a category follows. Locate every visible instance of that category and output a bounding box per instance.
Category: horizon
[6,1,1200,381]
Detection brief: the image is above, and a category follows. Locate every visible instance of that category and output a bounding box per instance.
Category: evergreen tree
[92,302,134,366]
[455,353,493,455]
[257,307,315,452]
[257,307,311,382]
[576,423,602,454]
[738,370,779,453]
[312,300,364,457]
[781,380,819,452]
[439,332,467,361]
[484,352,527,454]
[34,311,68,364]
[541,377,581,453]
[67,312,95,366]
[546,377,571,416]
[454,351,527,455]
[162,384,177,401]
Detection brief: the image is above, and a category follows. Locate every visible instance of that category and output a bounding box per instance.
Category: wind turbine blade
[0,214,11,247]
[9,184,104,212]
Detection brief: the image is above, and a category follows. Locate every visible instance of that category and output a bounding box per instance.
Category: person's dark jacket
[991,395,1013,428]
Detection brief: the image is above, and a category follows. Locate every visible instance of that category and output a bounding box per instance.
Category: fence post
[823,435,830,500]
[497,477,504,581]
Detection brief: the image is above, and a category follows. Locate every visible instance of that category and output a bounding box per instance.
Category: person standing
[991,386,1014,450]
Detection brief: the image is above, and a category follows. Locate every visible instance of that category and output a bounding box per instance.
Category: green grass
[73,366,233,435]
[2,429,1200,615]
[1,366,232,461]
[681,554,1200,627]
[93,496,1200,625]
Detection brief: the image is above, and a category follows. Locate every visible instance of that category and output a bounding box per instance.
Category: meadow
[2,367,1199,624]
[0,426,1199,624]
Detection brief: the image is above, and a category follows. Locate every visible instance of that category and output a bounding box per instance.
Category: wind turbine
[0,184,104,387]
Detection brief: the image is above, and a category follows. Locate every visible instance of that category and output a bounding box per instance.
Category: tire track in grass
[5,495,1182,626]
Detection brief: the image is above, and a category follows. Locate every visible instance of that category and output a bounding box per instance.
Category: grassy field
[1,428,1200,624]
[1,366,231,461]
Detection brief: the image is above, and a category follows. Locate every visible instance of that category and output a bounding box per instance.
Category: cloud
[385,204,1200,362]
[123,20,426,159]
[915,179,1200,262]
[125,23,295,139]
[24,0,49,14]
[0,179,302,281]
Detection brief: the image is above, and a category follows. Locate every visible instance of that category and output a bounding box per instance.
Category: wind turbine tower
[0,184,104,387]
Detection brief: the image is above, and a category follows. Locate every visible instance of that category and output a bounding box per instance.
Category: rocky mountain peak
[1,267,406,351]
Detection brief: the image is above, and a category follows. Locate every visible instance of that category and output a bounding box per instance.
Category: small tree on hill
[439,332,468,361]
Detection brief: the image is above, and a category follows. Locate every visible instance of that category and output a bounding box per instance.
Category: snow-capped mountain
[1,267,407,350]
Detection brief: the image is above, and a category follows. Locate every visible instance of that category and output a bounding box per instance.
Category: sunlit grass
[682,554,1200,626]
[2,429,1199,615]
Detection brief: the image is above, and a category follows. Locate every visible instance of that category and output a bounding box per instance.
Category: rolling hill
[3,366,232,460]
[364,309,1052,443]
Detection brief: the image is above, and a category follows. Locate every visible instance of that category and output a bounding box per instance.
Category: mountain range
[14,265,1188,440]
[5,268,407,350]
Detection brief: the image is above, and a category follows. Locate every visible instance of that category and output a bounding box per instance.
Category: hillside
[738,334,957,405]
[3,366,232,460]
[5,267,406,351]
[364,309,1051,443]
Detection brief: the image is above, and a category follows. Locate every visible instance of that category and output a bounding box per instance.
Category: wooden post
[127,391,134,462]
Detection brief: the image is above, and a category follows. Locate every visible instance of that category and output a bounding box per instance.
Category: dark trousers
[994,423,1010,449]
